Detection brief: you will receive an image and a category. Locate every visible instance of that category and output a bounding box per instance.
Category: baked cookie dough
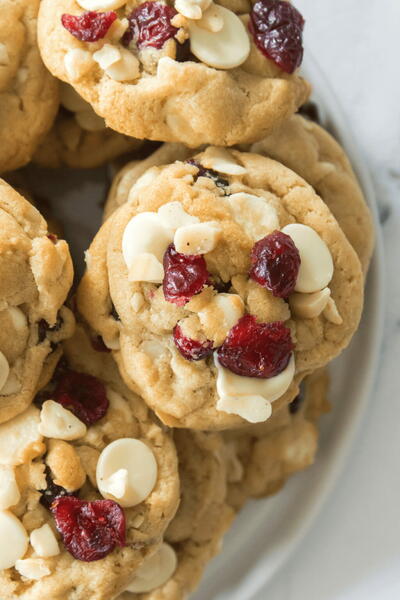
[104,116,374,273]
[34,83,143,169]
[120,429,234,599]
[250,114,374,273]
[0,324,179,600]
[78,148,363,430]
[38,0,310,146]
[0,180,74,425]
[0,0,58,173]
[225,368,330,510]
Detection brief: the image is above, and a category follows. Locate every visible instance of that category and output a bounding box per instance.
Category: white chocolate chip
[38,401,87,441]
[76,0,126,9]
[289,288,331,320]
[323,297,343,325]
[75,109,107,132]
[188,5,250,69]
[0,466,20,510]
[282,224,334,293]
[8,307,28,332]
[128,253,165,284]
[197,293,244,345]
[93,43,121,70]
[105,47,140,82]
[140,340,165,359]
[158,202,199,230]
[131,292,145,312]
[175,0,206,20]
[15,558,50,580]
[97,438,158,507]
[227,193,279,240]
[174,221,221,255]
[126,543,178,593]
[0,43,9,66]
[0,406,43,466]
[0,511,28,569]
[0,350,10,392]
[201,147,246,175]
[214,354,295,423]
[60,83,89,112]
[197,3,224,31]
[30,524,60,558]
[64,49,94,82]
[122,212,174,276]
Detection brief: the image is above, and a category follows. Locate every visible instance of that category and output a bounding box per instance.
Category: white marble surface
[254,1,400,599]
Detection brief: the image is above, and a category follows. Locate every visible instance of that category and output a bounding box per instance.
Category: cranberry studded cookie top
[116,147,343,426]
[62,10,117,42]
[249,0,305,73]
[123,2,178,50]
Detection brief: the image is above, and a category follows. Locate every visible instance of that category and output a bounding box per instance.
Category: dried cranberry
[250,230,300,298]
[91,335,111,353]
[217,315,294,378]
[123,2,178,50]
[173,324,213,361]
[249,0,305,74]
[187,159,229,193]
[53,370,109,426]
[51,497,126,562]
[163,244,210,306]
[61,10,117,42]
[40,468,77,510]
[47,234,58,244]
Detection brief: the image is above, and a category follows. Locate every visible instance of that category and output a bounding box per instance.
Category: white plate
[191,54,385,600]
[19,52,385,600]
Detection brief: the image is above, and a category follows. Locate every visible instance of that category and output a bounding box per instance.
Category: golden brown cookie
[38,0,310,146]
[119,430,234,599]
[0,0,58,173]
[0,180,74,425]
[0,324,180,600]
[34,83,143,169]
[78,148,363,430]
[225,368,330,510]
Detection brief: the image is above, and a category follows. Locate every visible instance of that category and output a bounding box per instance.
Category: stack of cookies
[0,0,374,599]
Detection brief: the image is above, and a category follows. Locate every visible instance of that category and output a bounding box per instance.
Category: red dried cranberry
[91,335,111,353]
[47,233,58,244]
[249,0,305,74]
[250,230,300,298]
[61,11,117,42]
[53,370,109,426]
[163,244,210,306]
[40,468,77,510]
[217,315,294,378]
[51,497,126,562]
[123,2,178,50]
[173,324,213,361]
[186,159,229,192]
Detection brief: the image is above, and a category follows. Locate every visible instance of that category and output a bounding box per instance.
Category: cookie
[225,368,330,510]
[250,114,374,273]
[38,0,310,147]
[34,83,143,169]
[78,148,363,430]
[0,0,58,173]
[0,324,180,600]
[0,180,74,425]
[119,430,234,599]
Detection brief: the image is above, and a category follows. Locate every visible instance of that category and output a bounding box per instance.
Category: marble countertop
[256,1,400,599]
